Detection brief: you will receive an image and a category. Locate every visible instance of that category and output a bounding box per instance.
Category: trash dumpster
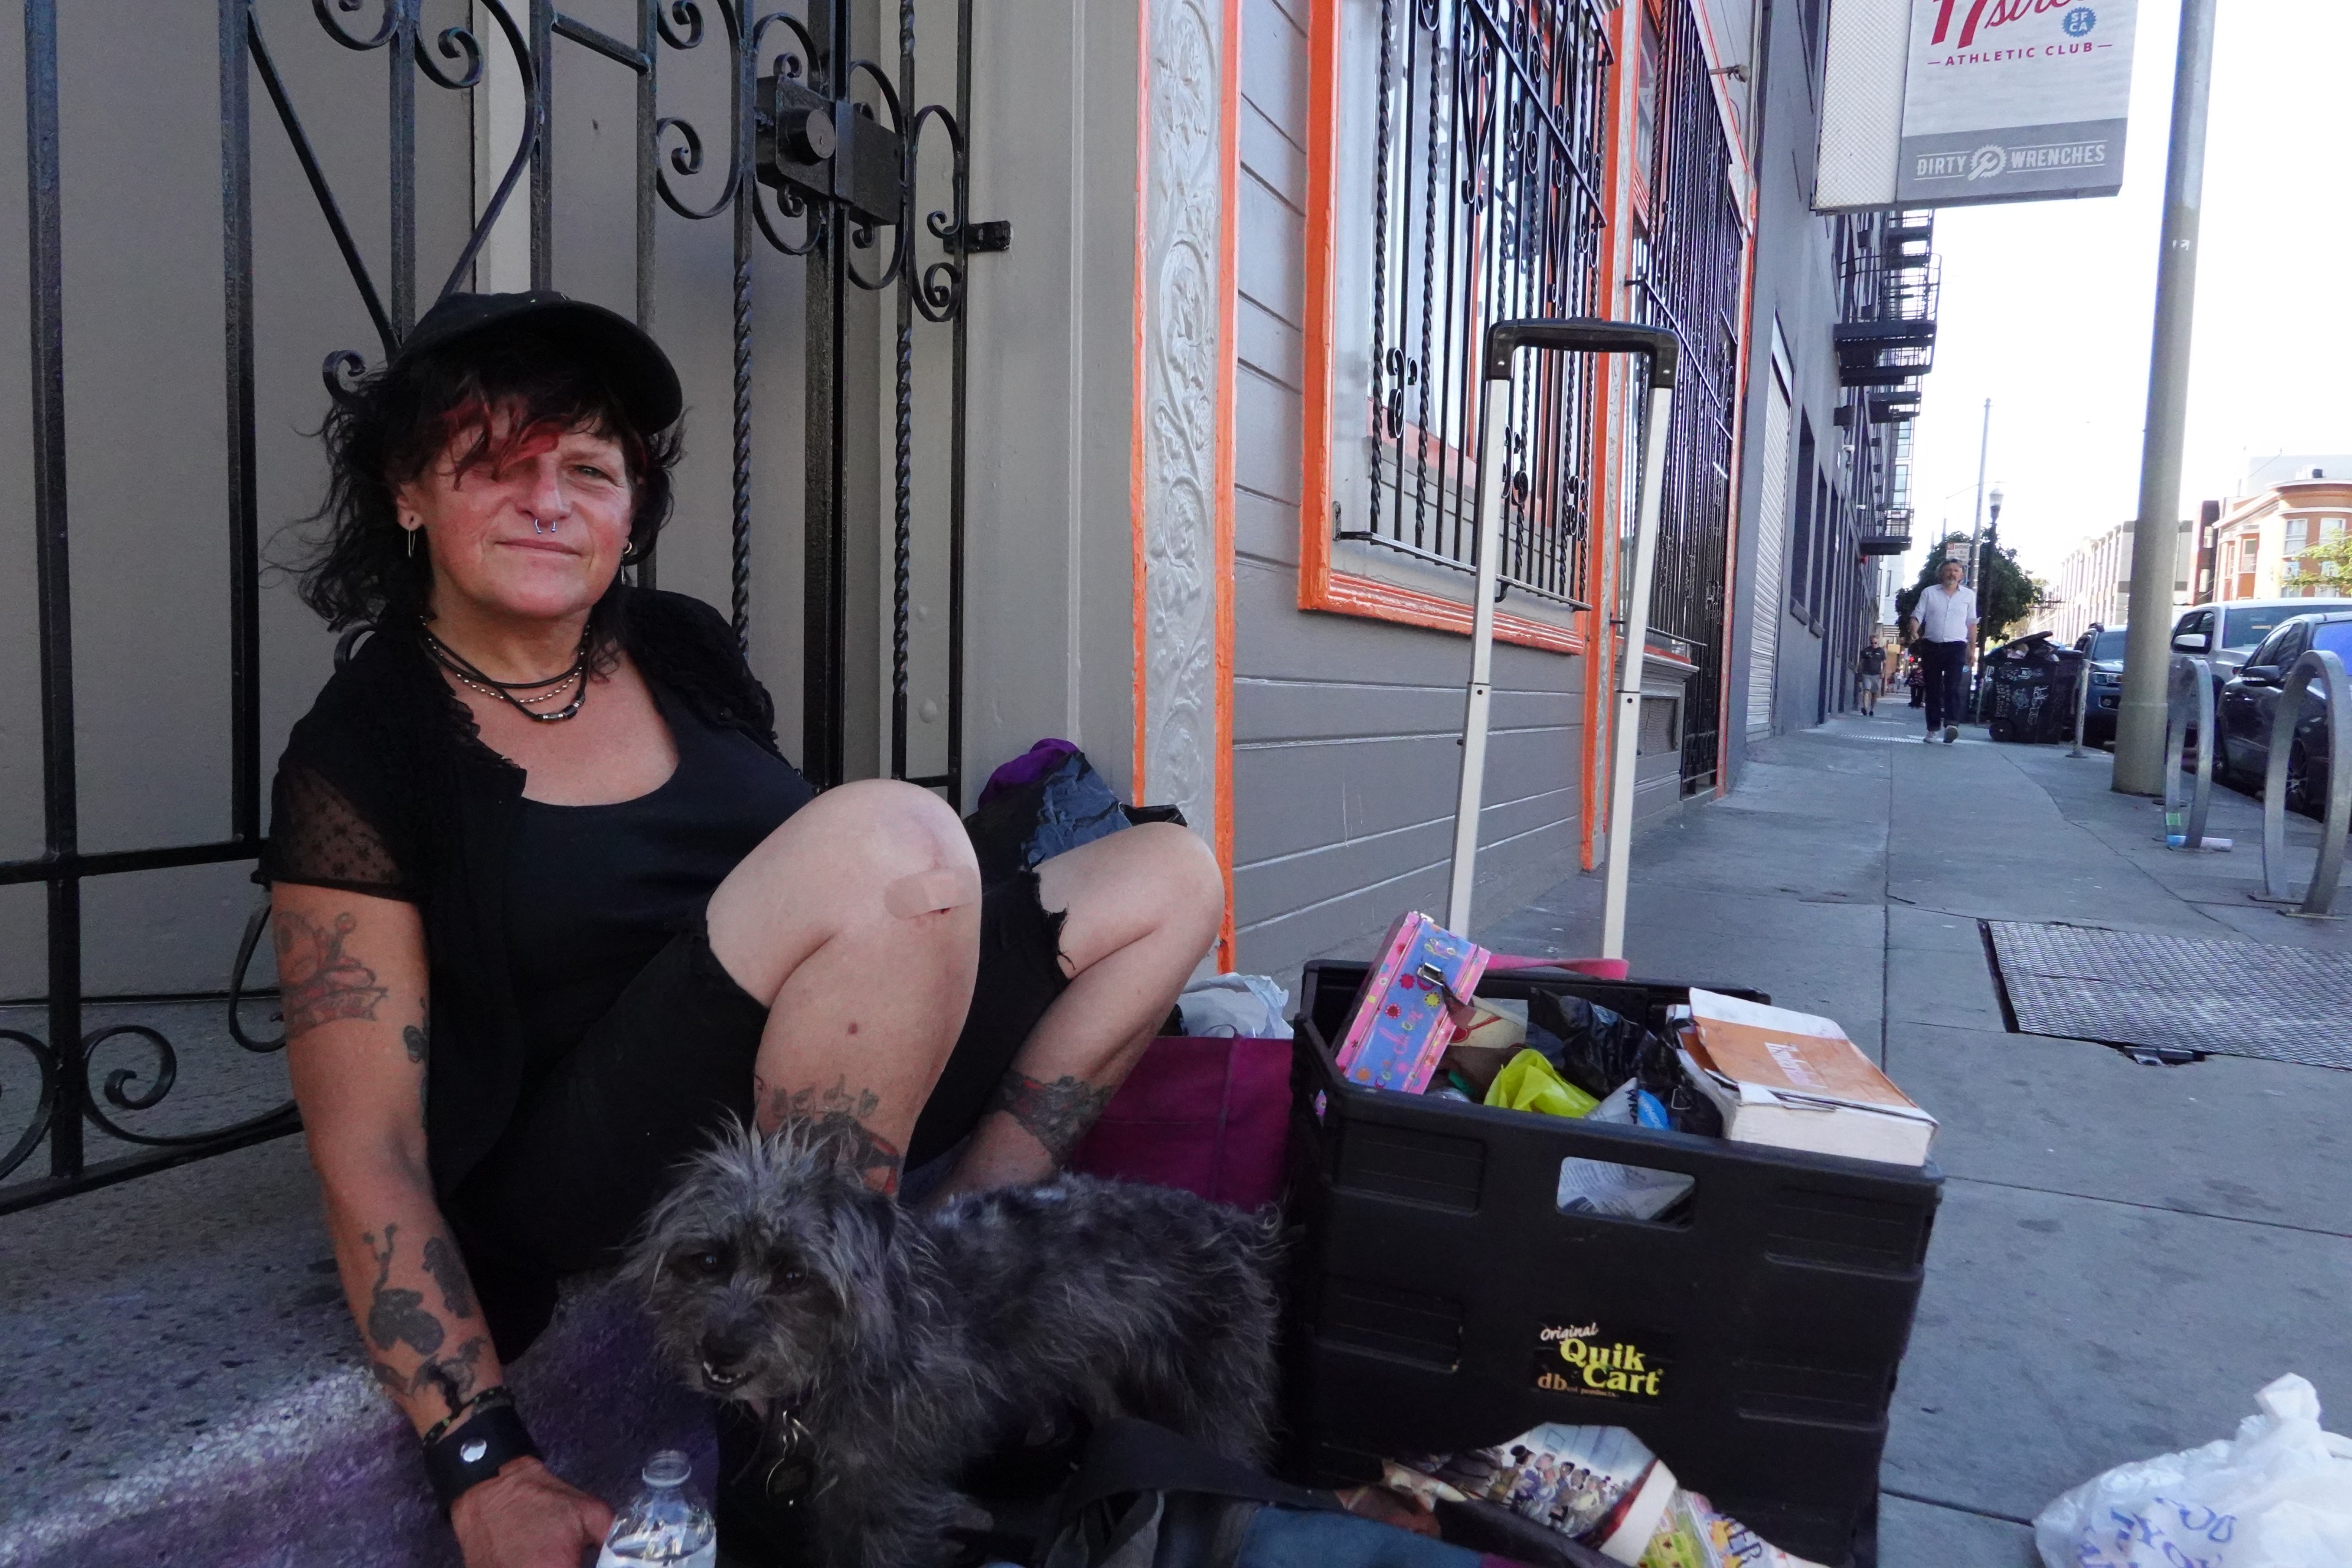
[1982,632,2083,743]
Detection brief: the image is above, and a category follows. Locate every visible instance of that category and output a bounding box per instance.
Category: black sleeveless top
[505,677,813,1075]
[258,588,810,1199]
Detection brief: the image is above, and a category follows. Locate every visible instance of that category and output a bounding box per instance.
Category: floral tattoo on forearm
[985,1070,1115,1165]
[271,909,389,1039]
[762,1074,905,1194]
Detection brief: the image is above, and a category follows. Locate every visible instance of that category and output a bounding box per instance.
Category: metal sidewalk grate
[1985,922,2352,1071]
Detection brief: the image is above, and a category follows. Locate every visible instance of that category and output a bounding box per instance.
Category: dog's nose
[699,1327,756,1388]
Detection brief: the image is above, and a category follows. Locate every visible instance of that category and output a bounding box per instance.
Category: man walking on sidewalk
[1907,557,1977,744]
[1856,639,1888,717]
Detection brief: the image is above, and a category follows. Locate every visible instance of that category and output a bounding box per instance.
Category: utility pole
[1964,400,1991,586]
[2115,0,2218,795]
[1978,486,2004,665]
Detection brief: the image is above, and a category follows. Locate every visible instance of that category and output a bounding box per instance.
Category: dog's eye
[674,1245,730,1278]
[776,1266,807,1289]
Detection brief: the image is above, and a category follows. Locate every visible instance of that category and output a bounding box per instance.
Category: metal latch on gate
[755,75,1011,255]
[757,75,902,227]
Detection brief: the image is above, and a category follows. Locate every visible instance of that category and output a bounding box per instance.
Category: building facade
[2205,459,2352,606]
[1721,0,1931,748]
[2,0,1885,1198]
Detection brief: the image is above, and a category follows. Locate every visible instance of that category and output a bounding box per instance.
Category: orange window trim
[1213,0,1240,968]
[1129,0,1153,810]
[1580,0,1638,871]
[1297,0,1589,661]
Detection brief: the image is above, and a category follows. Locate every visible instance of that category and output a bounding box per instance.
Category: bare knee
[807,778,971,869]
[707,780,977,1000]
[1126,821,1225,949]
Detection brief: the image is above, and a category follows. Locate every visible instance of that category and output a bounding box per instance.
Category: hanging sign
[1896,0,2139,204]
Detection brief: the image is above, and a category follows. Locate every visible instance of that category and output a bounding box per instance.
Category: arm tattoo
[421,1235,476,1319]
[766,1076,904,1194]
[361,1224,444,1355]
[271,910,390,1039]
[411,1336,489,1412]
[368,1336,490,1414]
[985,1071,1115,1165]
[405,1021,429,1116]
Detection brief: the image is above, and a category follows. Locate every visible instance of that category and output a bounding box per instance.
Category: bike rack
[2256,648,2352,916]
[2065,651,2092,758]
[2163,654,2214,852]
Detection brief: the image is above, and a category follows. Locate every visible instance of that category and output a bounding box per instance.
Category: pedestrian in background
[1906,654,1924,709]
[1905,558,1977,743]
[1856,639,1887,717]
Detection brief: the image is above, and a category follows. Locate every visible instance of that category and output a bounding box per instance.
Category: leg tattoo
[985,1070,1115,1165]
[767,1076,905,1194]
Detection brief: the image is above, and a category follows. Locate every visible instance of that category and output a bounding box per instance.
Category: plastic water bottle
[595,1450,717,1568]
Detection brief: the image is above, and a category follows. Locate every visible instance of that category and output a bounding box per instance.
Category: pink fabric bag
[1067,1035,1294,1211]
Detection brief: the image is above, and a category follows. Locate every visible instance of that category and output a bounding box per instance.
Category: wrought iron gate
[1629,0,1738,796]
[0,0,989,1211]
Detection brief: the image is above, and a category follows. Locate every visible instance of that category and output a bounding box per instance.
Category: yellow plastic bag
[1484,1048,1599,1119]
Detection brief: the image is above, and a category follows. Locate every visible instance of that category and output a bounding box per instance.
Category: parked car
[2074,624,2127,745]
[2169,598,2352,686]
[2213,611,2352,815]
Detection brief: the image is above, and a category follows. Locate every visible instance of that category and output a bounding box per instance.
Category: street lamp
[1976,486,2003,714]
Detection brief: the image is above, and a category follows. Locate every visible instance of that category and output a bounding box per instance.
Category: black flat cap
[396,290,683,433]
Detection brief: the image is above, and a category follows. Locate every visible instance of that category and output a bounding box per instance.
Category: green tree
[1894,533,2041,645]
[2280,531,2352,594]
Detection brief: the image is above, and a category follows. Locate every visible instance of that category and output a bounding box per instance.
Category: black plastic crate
[1281,960,1942,1567]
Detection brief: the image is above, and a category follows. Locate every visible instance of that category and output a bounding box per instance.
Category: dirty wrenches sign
[1898,0,2138,204]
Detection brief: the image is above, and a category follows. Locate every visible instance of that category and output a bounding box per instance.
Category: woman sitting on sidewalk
[260,291,1223,1567]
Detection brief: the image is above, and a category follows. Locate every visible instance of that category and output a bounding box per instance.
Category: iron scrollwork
[6,0,989,1208]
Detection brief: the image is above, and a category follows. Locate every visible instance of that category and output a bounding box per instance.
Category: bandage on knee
[884,865,980,919]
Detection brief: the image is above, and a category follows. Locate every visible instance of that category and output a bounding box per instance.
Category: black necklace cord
[423,626,595,724]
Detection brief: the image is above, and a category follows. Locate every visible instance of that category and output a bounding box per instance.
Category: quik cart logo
[1532,1321,1671,1403]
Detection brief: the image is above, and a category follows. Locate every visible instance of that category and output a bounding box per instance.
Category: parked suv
[2074,624,2127,745]
[2214,611,2352,815]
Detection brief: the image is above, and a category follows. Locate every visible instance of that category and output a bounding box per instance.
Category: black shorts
[447,870,1069,1356]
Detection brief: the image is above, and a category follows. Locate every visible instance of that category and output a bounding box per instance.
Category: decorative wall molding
[1134,0,1232,897]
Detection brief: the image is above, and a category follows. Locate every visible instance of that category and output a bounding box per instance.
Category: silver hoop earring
[407,527,417,559]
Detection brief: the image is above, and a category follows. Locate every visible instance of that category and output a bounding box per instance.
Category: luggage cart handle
[1448,317,1678,949]
[1483,320,1678,386]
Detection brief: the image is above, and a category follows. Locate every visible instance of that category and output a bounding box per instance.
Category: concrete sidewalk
[1482,708,2352,1568]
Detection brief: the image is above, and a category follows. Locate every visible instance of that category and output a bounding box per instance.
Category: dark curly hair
[296,320,684,634]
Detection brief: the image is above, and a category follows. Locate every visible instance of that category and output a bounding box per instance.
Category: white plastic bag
[1175,973,1292,1039]
[2034,1374,2352,1568]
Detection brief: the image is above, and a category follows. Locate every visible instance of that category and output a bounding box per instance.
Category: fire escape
[1834,213,1937,556]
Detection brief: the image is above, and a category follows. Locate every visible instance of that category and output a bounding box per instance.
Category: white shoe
[1921,733,1937,742]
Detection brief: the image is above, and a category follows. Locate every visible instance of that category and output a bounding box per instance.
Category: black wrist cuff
[422,1401,540,1515]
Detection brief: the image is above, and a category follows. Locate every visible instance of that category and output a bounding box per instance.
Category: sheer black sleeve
[258,761,415,900]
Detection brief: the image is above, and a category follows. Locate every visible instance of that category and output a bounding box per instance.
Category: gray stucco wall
[1226,0,1591,983]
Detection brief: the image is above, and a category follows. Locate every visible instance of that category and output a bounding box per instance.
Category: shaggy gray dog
[625,1123,1282,1568]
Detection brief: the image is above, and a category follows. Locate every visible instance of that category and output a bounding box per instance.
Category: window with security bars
[1334,0,1616,605]
[1626,0,1742,794]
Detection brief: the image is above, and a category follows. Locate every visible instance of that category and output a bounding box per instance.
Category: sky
[1898,0,2352,586]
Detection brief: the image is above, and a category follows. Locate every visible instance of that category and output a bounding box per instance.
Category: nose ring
[532,516,558,536]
